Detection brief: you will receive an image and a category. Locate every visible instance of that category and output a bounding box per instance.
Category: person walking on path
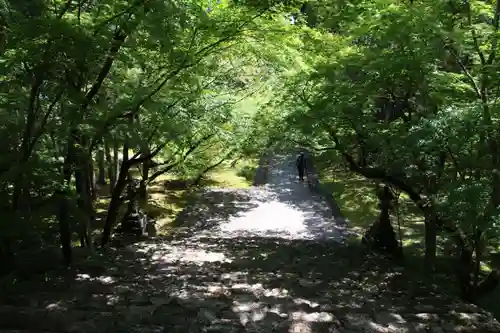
[296,152,306,181]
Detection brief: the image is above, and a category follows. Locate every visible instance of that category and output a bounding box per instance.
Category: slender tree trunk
[473,228,482,288]
[137,115,150,202]
[12,72,43,212]
[122,135,132,181]
[101,133,135,246]
[12,158,32,216]
[139,145,151,202]
[74,146,94,250]
[97,148,106,185]
[84,156,95,250]
[113,138,119,183]
[230,156,242,168]
[57,136,76,266]
[75,170,90,248]
[123,138,129,163]
[101,160,130,246]
[424,215,437,275]
[139,159,149,202]
[105,138,116,190]
[57,194,73,267]
[89,154,97,201]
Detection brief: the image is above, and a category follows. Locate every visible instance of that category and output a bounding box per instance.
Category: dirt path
[1,154,499,332]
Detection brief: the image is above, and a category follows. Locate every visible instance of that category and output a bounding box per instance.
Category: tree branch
[444,43,482,99]
[146,162,178,185]
[191,153,232,186]
[28,89,64,155]
[146,133,215,184]
[57,0,73,19]
[466,1,486,66]
[486,0,500,64]
[92,0,147,35]
[79,30,127,113]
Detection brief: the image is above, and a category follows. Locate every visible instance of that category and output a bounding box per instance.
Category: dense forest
[2,0,500,321]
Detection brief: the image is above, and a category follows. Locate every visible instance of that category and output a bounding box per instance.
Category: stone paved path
[189,154,350,241]
[1,154,499,332]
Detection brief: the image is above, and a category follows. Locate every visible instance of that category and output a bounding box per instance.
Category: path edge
[301,149,348,226]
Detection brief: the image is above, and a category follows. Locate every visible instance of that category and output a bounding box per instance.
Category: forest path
[175,153,349,242]
[1,154,499,332]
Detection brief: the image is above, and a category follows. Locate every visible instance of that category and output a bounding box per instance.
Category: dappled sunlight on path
[1,154,499,333]
[102,154,497,332]
[219,200,310,237]
[198,154,350,241]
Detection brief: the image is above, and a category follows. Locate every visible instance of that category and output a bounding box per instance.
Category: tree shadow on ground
[168,188,260,233]
[2,159,499,332]
[1,235,499,332]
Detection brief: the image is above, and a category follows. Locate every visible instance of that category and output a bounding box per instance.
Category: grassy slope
[316,158,425,252]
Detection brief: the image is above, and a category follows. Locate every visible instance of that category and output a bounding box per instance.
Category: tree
[277,0,500,303]
[0,0,299,266]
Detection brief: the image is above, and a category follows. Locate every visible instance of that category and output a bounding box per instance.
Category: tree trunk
[75,169,86,248]
[104,138,116,190]
[230,156,242,168]
[58,200,72,267]
[456,245,475,302]
[122,136,132,180]
[123,138,129,163]
[12,71,43,212]
[57,137,75,267]
[89,155,97,201]
[101,160,130,246]
[97,148,106,185]
[475,270,500,298]
[101,139,133,244]
[74,149,93,250]
[113,139,119,183]
[85,156,95,250]
[139,159,149,202]
[139,144,151,202]
[423,215,437,275]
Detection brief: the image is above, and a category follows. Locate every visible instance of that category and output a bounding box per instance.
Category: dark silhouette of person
[296,152,306,181]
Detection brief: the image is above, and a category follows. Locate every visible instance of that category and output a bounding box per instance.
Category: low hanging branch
[328,128,462,237]
[146,133,216,184]
[191,151,234,186]
[329,128,500,301]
